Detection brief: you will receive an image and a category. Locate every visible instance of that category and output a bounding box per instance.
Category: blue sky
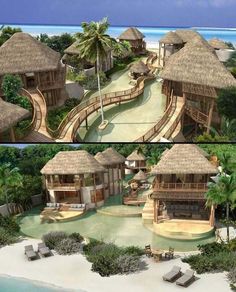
[0,0,236,28]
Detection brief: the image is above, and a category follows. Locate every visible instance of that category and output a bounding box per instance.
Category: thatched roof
[133,170,147,181]
[0,33,61,75]
[64,40,111,55]
[159,31,183,45]
[94,152,112,166]
[209,38,229,50]
[118,27,145,40]
[0,99,30,132]
[127,150,146,161]
[130,61,150,74]
[160,38,236,89]
[175,30,200,43]
[151,144,218,175]
[102,148,126,164]
[41,151,106,175]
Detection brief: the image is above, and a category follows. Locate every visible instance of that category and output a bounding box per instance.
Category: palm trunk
[97,47,105,124]
[226,202,230,243]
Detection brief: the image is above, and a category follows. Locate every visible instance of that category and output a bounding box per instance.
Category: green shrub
[64,98,80,108]
[69,232,84,243]
[228,268,236,285]
[83,238,104,255]
[198,242,229,256]
[0,227,17,247]
[0,214,20,234]
[115,255,141,274]
[87,243,121,263]
[229,239,236,251]
[42,231,68,249]
[55,238,80,255]
[91,254,119,276]
[123,246,145,256]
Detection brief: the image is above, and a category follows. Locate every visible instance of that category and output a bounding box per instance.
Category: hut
[118,27,146,55]
[102,147,126,195]
[130,61,150,79]
[158,31,183,66]
[160,37,236,133]
[125,149,147,174]
[175,30,201,44]
[151,144,218,226]
[41,150,107,209]
[0,33,66,106]
[64,40,113,73]
[209,38,229,50]
[0,99,30,142]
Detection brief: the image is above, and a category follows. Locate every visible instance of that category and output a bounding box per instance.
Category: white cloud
[175,0,235,7]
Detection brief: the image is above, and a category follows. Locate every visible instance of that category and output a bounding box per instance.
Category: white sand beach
[0,238,231,292]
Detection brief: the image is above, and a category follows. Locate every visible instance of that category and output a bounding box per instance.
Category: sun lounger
[176,269,195,287]
[163,266,182,282]
[24,245,38,261]
[38,242,51,257]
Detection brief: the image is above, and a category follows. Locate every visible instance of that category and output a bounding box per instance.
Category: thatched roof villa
[130,61,150,79]
[118,27,146,55]
[209,38,229,50]
[64,40,113,73]
[0,32,66,106]
[150,144,218,238]
[133,170,147,182]
[160,36,236,133]
[0,99,30,141]
[125,149,147,174]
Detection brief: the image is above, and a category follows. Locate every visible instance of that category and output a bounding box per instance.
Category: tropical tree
[209,117,236,142]
[76,17,117,125]
[0,26,22,46]
[206,174,236,243]
[0,163,23,213]
[217,87,236,121]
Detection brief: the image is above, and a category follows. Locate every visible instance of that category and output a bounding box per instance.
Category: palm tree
[206,174,236,243]
[76,18,117,125]
[210,117,236,142]
[0,163,23,214]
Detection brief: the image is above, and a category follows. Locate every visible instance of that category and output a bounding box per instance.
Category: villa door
[25,73,36,89]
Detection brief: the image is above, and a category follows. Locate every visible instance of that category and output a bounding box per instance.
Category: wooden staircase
[142,196,154,224]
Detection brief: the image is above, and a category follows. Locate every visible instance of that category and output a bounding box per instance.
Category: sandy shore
[0,238,231,292]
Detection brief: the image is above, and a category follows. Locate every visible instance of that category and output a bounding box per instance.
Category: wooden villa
[41,150,107,209]
[150,144,218,238]
[125,149,147,174]
[160,37,236,133]
[130,61,150,79]
[118,27,146,55]
[0,99,30,142]
[0,32,66,106]
[63,40,113,73]
[209,38,230,50]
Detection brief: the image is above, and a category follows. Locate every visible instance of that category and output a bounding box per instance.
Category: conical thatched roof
[0,99,30,132]
[175,30,200,43]
[102,148,126,164]
[209,38,229,50]
[118,27,145,40]
[127,150,146,161]
[151,144,218,175]
[94,152,112,166]
[130,61,150,74]
[64,40,111,55]
[41,151,106,175]
[0,32,61,75]
[160,38,236,89]
[159,31,183,45]
[133,170,147,181]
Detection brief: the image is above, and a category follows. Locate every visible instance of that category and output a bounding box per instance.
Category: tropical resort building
[0,32,66,106]
[63,40,113,73]
[0,99,30,142]
[118,27,146,55]
[160,36,236,134]
[209,38,230,50]
[125,150,147,174]
[129,61,150,79]
[147,144,218,239]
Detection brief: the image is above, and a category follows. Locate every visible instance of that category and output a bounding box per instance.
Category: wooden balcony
[47,182,80,190]
[185,106,208,125]
[154,182,208,193]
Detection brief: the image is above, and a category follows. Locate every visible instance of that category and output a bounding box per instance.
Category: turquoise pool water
[0,275,78,292]
[18,206,215,252]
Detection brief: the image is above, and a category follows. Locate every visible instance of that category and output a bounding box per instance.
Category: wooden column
[209,205,215,227]
[206,99,215,134]
[107,166,111,197]
[154,200,159,223]
[93,174,97,208]
[158,43,161,66]
[112,167,115,195]
[163,44,166,67]
[9,127,16,142]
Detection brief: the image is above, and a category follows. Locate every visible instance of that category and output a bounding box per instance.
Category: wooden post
[209,205,215,227]
[158,43,161,66]
[163,44,166,67]
[112,167,115,195]
[9,127,16,142]
[93,174,97,208]
[206,99,215,134]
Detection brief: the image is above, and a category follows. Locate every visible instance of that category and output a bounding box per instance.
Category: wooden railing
[47,182,81,189]
[154,182,208,191]
[185,106,208,125]
[135,90,176,142]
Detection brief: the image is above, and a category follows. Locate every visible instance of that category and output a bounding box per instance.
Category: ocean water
[1,24,236,46]
[0,275,82,292]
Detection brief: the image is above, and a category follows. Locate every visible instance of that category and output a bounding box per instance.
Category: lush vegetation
[0,215,20,248]
[47,98,80,130]
[106,55,142,76]
[0,26,22,46]
[217,87,236,122]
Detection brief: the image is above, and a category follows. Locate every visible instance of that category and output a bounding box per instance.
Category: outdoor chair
[176,269,195,287]
[145,244,153,257]
[165,247,174,260]
[24,245,38,261]
[38,242,51,257]
[163,266,182,282]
